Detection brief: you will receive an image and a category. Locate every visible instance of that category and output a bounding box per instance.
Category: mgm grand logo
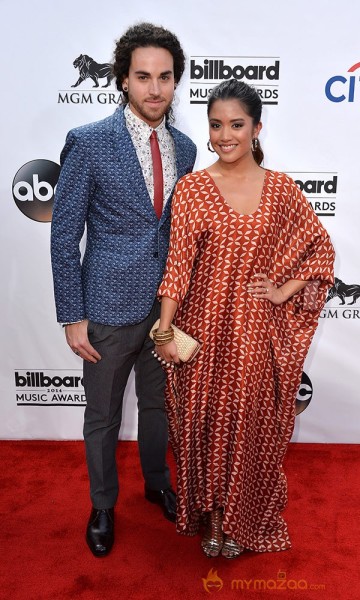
[189,56,280,105]
[58,54,121,105]
[321,276,360,319]
[287,172,337,217]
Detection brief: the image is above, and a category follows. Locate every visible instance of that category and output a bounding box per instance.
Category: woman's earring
[123,86,128,92]
[251,138,259,152]
[207,140,215,153]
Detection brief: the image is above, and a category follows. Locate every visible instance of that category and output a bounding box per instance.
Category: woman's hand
[154,340,180,364]
[247,273,286,306]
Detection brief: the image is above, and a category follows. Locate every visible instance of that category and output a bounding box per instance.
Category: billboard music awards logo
[322,275,360,319]
[288,172,337,217]
[12,160,60,222]
[58,54,121,105]
[15,370,86,406]
[189,56,280,104]
[325,61,360,102]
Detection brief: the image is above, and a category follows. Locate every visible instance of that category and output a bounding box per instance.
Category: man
[51,23,196,557]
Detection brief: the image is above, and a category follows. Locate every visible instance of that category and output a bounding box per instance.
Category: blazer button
[153,252,159,258]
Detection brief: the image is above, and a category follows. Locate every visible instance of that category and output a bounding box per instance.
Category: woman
[153,79,334,558]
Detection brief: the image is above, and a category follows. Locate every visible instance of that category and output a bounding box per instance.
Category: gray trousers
[83,301,169,509]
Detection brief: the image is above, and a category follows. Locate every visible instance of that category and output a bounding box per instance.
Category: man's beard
[127,92,173,125]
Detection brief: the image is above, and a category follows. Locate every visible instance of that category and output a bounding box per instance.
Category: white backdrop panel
[0,0,359,441]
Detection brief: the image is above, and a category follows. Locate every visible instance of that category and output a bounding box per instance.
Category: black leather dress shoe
[145,486,176,522]
[86,507,114,557]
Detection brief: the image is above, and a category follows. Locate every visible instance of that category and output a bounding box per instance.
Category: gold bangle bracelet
[152,327,174,345]
[154,338,174,346]
[153,327,173,335]
[153,334,174,342]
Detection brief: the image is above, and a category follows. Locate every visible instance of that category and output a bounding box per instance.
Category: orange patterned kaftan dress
[158,169,334,552]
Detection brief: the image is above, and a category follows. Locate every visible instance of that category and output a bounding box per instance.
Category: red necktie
[150,130,164,219]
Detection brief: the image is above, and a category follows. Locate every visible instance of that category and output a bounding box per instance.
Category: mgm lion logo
[72,54,114,88]
[326,277,360,305]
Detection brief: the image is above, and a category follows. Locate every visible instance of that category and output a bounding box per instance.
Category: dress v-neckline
[203,168,269,218]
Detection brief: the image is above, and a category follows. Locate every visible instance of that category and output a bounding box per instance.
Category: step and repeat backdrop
[1,0,359,441]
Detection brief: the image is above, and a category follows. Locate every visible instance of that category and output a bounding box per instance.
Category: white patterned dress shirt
[124,104,177,209]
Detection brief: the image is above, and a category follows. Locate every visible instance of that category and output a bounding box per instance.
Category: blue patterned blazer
[51,106,197,326]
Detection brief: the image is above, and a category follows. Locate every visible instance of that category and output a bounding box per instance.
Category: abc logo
[296,372,313,415]
[12,159,60,222]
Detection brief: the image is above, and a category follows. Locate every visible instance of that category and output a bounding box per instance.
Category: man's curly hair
[113,22,185,102]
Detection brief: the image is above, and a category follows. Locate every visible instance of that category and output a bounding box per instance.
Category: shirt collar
[124,103,167,142]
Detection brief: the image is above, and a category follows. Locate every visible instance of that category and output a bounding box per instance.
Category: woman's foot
[221,535,244,559]
[201,509,224,558]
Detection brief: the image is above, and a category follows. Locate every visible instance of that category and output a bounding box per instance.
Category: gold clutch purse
[149,319,201,362]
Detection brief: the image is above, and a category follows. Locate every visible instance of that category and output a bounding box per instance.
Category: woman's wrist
[158,323,172,332]
[276,286,289,303]
[278,280,308,302]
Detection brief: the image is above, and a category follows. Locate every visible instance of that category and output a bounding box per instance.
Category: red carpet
[1,441,359,600]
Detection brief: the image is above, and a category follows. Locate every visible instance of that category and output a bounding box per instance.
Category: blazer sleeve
[51,130,95,323]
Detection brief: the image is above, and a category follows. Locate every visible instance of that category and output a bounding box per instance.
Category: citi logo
[325,62,360,102]
[12,160,60,222]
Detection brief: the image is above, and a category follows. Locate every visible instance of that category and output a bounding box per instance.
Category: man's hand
[65,320,101,363]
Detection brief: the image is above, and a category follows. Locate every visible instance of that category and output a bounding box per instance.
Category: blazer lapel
[111,108,191,228]
[159,125,188,227]
[111,108,158,223]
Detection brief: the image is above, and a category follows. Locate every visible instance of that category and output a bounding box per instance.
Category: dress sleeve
[271,178,335,313]
[158,176,198,306]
